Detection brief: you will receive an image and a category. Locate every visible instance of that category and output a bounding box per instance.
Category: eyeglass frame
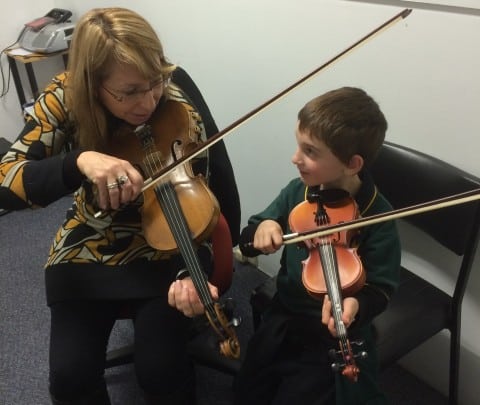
[101,76,171,104]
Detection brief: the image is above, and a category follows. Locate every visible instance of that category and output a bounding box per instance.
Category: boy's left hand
[168,277,219,317]
[321,295,359,337]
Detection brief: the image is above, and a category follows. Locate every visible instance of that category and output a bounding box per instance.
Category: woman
[0,7,240,404]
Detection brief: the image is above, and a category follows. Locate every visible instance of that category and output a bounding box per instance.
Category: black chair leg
[449,326,460,405]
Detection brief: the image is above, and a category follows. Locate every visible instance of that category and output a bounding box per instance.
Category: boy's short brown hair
[298,87,387,167]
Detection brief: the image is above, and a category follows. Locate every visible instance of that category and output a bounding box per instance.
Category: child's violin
[288,188,367,382]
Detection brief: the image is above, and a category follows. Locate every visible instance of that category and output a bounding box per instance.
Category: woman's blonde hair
[65,7,175,151]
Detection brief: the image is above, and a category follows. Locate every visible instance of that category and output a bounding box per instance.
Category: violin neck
[316,244,347,338]
[154,182,214,310]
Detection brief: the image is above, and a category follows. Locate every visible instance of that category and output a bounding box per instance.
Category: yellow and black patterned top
[0,68,240,305]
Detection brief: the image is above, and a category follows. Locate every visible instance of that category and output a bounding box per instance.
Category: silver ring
[116,175,129,186]
[107,182,120,190]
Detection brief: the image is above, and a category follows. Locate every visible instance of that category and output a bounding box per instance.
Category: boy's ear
[347,154,364,174]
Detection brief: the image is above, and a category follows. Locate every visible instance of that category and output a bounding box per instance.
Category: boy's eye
[304,146,316,156]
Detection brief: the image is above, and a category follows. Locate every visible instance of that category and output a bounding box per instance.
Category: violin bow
[141,8,412,193]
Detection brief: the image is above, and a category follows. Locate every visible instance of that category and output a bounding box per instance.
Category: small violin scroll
[329,339,368,382]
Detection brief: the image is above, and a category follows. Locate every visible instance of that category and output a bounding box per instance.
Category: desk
[5,48,68,109]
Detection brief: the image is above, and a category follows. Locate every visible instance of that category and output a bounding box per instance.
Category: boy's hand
[253,219,284,254]
[322,295,359,337]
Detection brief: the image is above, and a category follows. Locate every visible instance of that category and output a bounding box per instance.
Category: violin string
[157,182,214,309]
[160,184,212,306]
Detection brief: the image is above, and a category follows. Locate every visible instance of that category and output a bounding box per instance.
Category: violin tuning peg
[221,297,236,318]
[350,339,365,347]
[328,348,339,361]
[355,351,368,360]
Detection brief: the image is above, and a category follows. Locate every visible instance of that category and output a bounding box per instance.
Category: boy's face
[291,122,350,188]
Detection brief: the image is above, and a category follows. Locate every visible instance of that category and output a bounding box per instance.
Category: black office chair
[105,66,242,376]
[250,141,480,405]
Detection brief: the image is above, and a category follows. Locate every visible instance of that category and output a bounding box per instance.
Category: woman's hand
[253,219,284,254]
[321,295,359,337]
[77,151,144,210]
[168,277,219,317]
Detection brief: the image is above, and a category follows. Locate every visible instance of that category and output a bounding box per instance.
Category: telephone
[18,9,75,54]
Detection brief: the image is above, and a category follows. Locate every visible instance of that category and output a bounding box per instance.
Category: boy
[234,87,401,404]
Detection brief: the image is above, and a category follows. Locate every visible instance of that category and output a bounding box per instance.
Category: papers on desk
[6,47,36,57]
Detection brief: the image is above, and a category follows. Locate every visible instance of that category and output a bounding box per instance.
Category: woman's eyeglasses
[102,76,170,104]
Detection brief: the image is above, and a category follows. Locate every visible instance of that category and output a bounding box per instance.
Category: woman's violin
[289,188,367,382]
[106,99,240,359]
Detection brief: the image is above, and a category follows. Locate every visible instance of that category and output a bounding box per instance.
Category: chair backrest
[370,141,480,300]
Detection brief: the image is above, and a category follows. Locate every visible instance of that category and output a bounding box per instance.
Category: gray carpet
[0,196,447,404]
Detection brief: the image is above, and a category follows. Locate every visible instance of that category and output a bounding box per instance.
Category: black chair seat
[374,267,450,369]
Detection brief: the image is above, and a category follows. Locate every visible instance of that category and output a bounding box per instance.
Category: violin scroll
[205,301,241,359]
[329,339,368,382]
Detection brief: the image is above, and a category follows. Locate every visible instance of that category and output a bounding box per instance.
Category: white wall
[1,1,479,403]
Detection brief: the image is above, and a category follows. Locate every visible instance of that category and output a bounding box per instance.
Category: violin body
[107,99,220,253]
[289,194,365,298]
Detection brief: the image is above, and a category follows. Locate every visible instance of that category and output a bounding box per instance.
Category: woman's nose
[138,89,157,110]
